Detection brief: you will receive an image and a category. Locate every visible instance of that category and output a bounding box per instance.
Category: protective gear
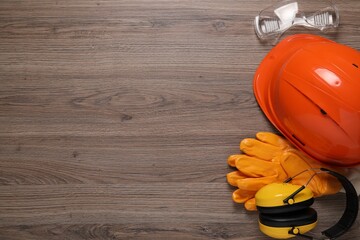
[341,166,360,194]
[254,0,339,42]
[227,132,342,211]
[255,168,359,240]
[253,34,360,166]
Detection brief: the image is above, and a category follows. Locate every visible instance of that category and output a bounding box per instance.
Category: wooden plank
[0,0,359,239]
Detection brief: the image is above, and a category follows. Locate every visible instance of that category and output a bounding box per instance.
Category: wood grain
[0,1,359,239]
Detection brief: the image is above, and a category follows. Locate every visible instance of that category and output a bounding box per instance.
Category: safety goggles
[254,0,339,42]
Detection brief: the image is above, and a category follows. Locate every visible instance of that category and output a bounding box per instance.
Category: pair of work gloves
[227,132,360,211]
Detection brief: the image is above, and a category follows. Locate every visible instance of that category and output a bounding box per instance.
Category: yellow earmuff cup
[259,220,318,239]
[255,183,313,207]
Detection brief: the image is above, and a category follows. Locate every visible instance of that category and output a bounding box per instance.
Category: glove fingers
[234,155,282,177]
[232,189,257,203]
[240,138,283,161]
[236,175,279,192]
[256,132,290,148]
[227,154,241,167]
[244,198,257,211]
[232,190,257,211]
[227,171,246,187]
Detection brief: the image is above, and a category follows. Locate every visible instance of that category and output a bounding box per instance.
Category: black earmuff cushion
[257,197,314,214]
[259,207,317,227]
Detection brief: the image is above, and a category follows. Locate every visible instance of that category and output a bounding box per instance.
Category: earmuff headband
[319,168,359,239]
[285,168,359,239]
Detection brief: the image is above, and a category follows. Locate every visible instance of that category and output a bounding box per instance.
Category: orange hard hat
[254,34,360,166]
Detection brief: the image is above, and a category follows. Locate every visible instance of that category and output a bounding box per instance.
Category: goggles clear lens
[254,0,339,41]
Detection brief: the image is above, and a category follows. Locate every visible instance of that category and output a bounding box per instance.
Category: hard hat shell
[254,34,360,166]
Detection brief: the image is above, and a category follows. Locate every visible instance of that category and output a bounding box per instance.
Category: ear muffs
[255,183,314,214]
[259,208,318,239]
[254,168,359,239]
[255,183,317,238]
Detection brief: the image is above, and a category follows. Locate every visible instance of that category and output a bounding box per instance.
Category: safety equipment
[227,132,341,211]
[254,0,339,42]
[253,34,360,166]
[255,168,359,239]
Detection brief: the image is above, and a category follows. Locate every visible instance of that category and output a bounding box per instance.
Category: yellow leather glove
[227,132,342,211]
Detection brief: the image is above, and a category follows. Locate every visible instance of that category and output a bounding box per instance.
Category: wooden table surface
[0,1,359,239]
